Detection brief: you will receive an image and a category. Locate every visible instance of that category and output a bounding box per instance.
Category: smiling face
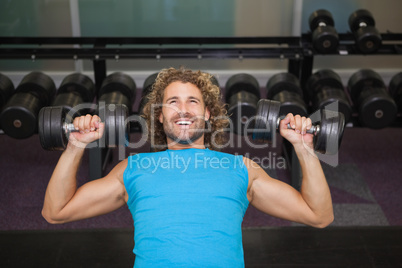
[159,81,210,149]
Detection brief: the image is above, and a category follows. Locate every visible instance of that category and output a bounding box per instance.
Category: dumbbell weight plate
[389,72,402,110]
[99,72,136,107]
[312,26,339,53]
[358,89,397,129]
[314,89,352,123]
[252,99,280,142]
[355,26,382,54]
[306,69,344,99]
[314,111,330,155]
[52,92,86,117]
[273,91,307,117]
[228,91,259,135]
[309,9,335,30]
[139,72,159,115]
[38,106,69,151]
[0,73,14,109]
[314,109,345,155]
[17,72,56,107]
[308,10,338,54]
[225,73,260,101]
[57,73,95,103]
[0,93,41,139]
[348,69,385,104]
[52,73,95,116]
[267,98,280,143]
[101,105,114,147]
[38,107,49,149]
[266,73,303,100]
[329,111,345,155]
[210,75,220,87]
[267,73,307,118]
[348,9,376,32]
[226,73,260,135]
[389,72,402,98]
[252,99,270,141]
[118,104,130,147]
[101,104,129,148]
[99,92,131,112]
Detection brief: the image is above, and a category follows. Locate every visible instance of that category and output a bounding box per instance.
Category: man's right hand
[68,114,105,149]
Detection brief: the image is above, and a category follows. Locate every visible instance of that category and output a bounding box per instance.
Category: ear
[204,107,210,121]
[159,111,163,124]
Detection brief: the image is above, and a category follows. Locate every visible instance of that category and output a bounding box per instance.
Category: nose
[176,102,189,116]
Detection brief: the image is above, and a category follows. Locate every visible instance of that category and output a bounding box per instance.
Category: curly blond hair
[142,67,229,151]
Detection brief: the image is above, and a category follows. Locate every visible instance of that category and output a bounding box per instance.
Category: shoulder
[107,158,129,184]
[242,156,273,183]
[242,156,260,172]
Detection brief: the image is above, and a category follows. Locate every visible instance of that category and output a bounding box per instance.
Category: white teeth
[176,121,192,125]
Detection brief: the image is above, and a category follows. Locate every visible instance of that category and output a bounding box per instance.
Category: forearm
[42,144,85,221]
[294,145,334,227]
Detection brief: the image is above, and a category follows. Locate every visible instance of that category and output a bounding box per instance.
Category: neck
[165,138,206,150]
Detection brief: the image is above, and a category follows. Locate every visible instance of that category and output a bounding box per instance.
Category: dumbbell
[38,104,129,151]
[139,72,159,115]
[306,69,352,123]
[0,72,56,139]
[348,69,397,129]
[210,75,220,88]
[266,73,307,118]
[0,73,15,129]
[52,73,96,116]
[98,72,136,112]
[225,73,260,135]
[308,9,339,53]
[253,99,345,155]
[348,9,382,53]
[389,72,402,111]
[0,73,14,109]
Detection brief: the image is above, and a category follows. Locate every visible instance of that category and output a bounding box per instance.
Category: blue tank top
[123,148,249,267]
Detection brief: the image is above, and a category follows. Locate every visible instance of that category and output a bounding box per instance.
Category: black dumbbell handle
[276,117,320,135]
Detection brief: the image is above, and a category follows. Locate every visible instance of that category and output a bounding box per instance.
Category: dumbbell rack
[288,32,402,189]
[0,36,304,180]
[0,34,401,183]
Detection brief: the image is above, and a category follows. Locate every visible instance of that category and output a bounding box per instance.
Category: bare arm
[42,115,127,224]
[247,114,334,228]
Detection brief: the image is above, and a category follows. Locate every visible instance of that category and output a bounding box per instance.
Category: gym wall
[0,0,401,87]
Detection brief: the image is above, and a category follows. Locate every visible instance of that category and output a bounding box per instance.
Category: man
[42,67,333,267]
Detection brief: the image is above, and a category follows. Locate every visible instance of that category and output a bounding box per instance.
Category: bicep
[247,159,317,226]
[57,160,128,223]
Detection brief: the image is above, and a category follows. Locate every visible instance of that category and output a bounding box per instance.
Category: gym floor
[0,227,401,267]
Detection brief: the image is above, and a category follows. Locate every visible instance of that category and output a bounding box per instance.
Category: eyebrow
[165,96,201,103]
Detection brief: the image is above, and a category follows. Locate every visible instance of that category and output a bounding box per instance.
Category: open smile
[174,119,195,130]
[175,119,194,126]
